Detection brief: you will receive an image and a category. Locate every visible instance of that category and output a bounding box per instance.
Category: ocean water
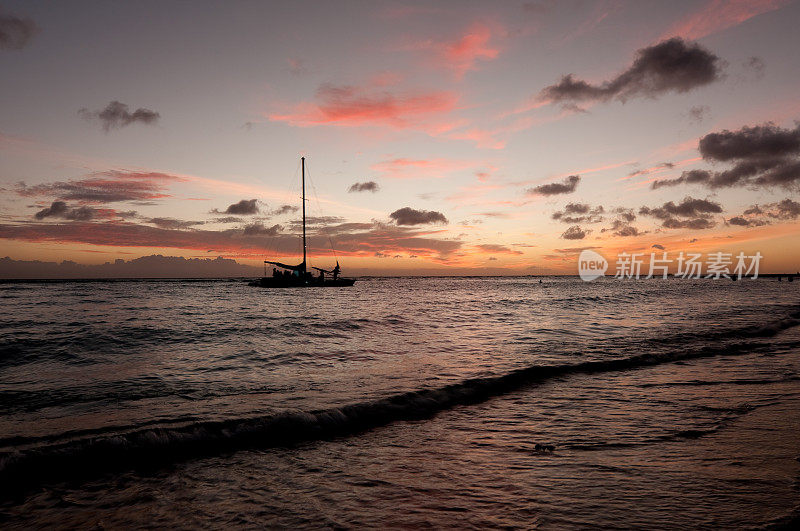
[1,276,799,528]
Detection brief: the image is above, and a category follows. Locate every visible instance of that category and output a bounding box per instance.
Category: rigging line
[264,159,301,264]
[305,161,340,263]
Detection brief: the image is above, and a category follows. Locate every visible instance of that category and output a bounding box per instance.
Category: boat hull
[248,277,355,288]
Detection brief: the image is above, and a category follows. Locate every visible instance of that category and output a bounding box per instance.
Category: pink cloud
[662,0,790,41]
[269,82,459,132]
[407,22,502,79]
[370,157,477,179]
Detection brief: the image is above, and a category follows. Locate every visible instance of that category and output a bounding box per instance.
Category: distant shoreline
[0,274,795,283]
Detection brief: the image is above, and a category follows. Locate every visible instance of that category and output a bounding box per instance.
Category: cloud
[243,222,282,236]
[269,82,458,131]
[612,224,641,237]
[408,22,501,79]
[475,244,523,255]
[561,225,587,240]
[18,171,181,203]
[0,255,259,280]
[271,204,299,215]
[0,219,463,260]
[538,38,722,105]
[286,57,308,76]
[627,162,674,179]
[651,244,665,250]
[371,157,475,179]
[78,101,160,132]
[654,122,800,190]
[551,202,604,223]
[773,198,800,219]
[389,207,448,226]
[650,169,712,189]
[726,198,800,227]
[744,56,766,78]
[224,199,259,215]
[699,122,800,162]
[662,0,791,41]
[527,175,580,196]
[147,217,204,229]
[639,196,721,231]
[689,105,710,124]
[639,196,722,219]
[34,201,96,221]
[0,8,36,50]
[662,217,716,230]
[348,181,380,193]
[727,216,768,227]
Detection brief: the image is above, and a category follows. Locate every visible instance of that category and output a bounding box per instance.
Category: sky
[1,0,799,276]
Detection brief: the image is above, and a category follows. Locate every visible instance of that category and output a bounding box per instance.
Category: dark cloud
[475,244,523,255]
[0,9,36,50]
[773,198,800,219]
[727,216,768,227]
[613,207,636,222]
[743,56,765,78]
[612,224,641,237]
[661,217,715,230]
[652,244,665,250]
[243,222,282,236]
[147,217,204,230]
[727,198,800,227]
[628,162,674,179]
[18,170,180,203]
[639,196,721,231]
[389,207,448,225]
[538,38,722,104]
[34,201,96,221]
[699,123,800,162]
[599,209,643,237]
[78,101,160,132]
[213,216,243,223]
[224,199,259,215]
[561,225,587,240]
[527,175,580,196]
[551,202,604,223]
[649,122,800,190]
[348,181,380,193]
[689,105,710,124]
[639,196,722,219]
[290,216,347,230]
[650,169,712,189]
[271,204,299,215]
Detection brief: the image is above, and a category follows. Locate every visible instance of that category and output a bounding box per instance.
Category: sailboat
[249,157,356,288]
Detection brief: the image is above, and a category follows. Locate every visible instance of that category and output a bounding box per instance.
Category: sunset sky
[1,0,799,275]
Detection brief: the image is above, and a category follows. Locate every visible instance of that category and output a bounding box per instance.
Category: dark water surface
[1,277,800,528]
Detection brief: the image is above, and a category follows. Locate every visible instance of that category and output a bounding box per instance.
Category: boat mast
[301,156,307,272]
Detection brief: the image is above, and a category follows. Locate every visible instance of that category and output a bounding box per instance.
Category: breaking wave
[1,308,799,497]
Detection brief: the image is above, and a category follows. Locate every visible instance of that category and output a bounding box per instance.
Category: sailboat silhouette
[249,157,355,288]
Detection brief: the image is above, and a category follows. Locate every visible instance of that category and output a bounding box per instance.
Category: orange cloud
[662,0,790,41]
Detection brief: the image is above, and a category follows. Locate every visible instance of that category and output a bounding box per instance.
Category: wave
[1,308,799,498]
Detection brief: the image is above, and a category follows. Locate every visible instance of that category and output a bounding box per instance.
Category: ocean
[1,277,799,528]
